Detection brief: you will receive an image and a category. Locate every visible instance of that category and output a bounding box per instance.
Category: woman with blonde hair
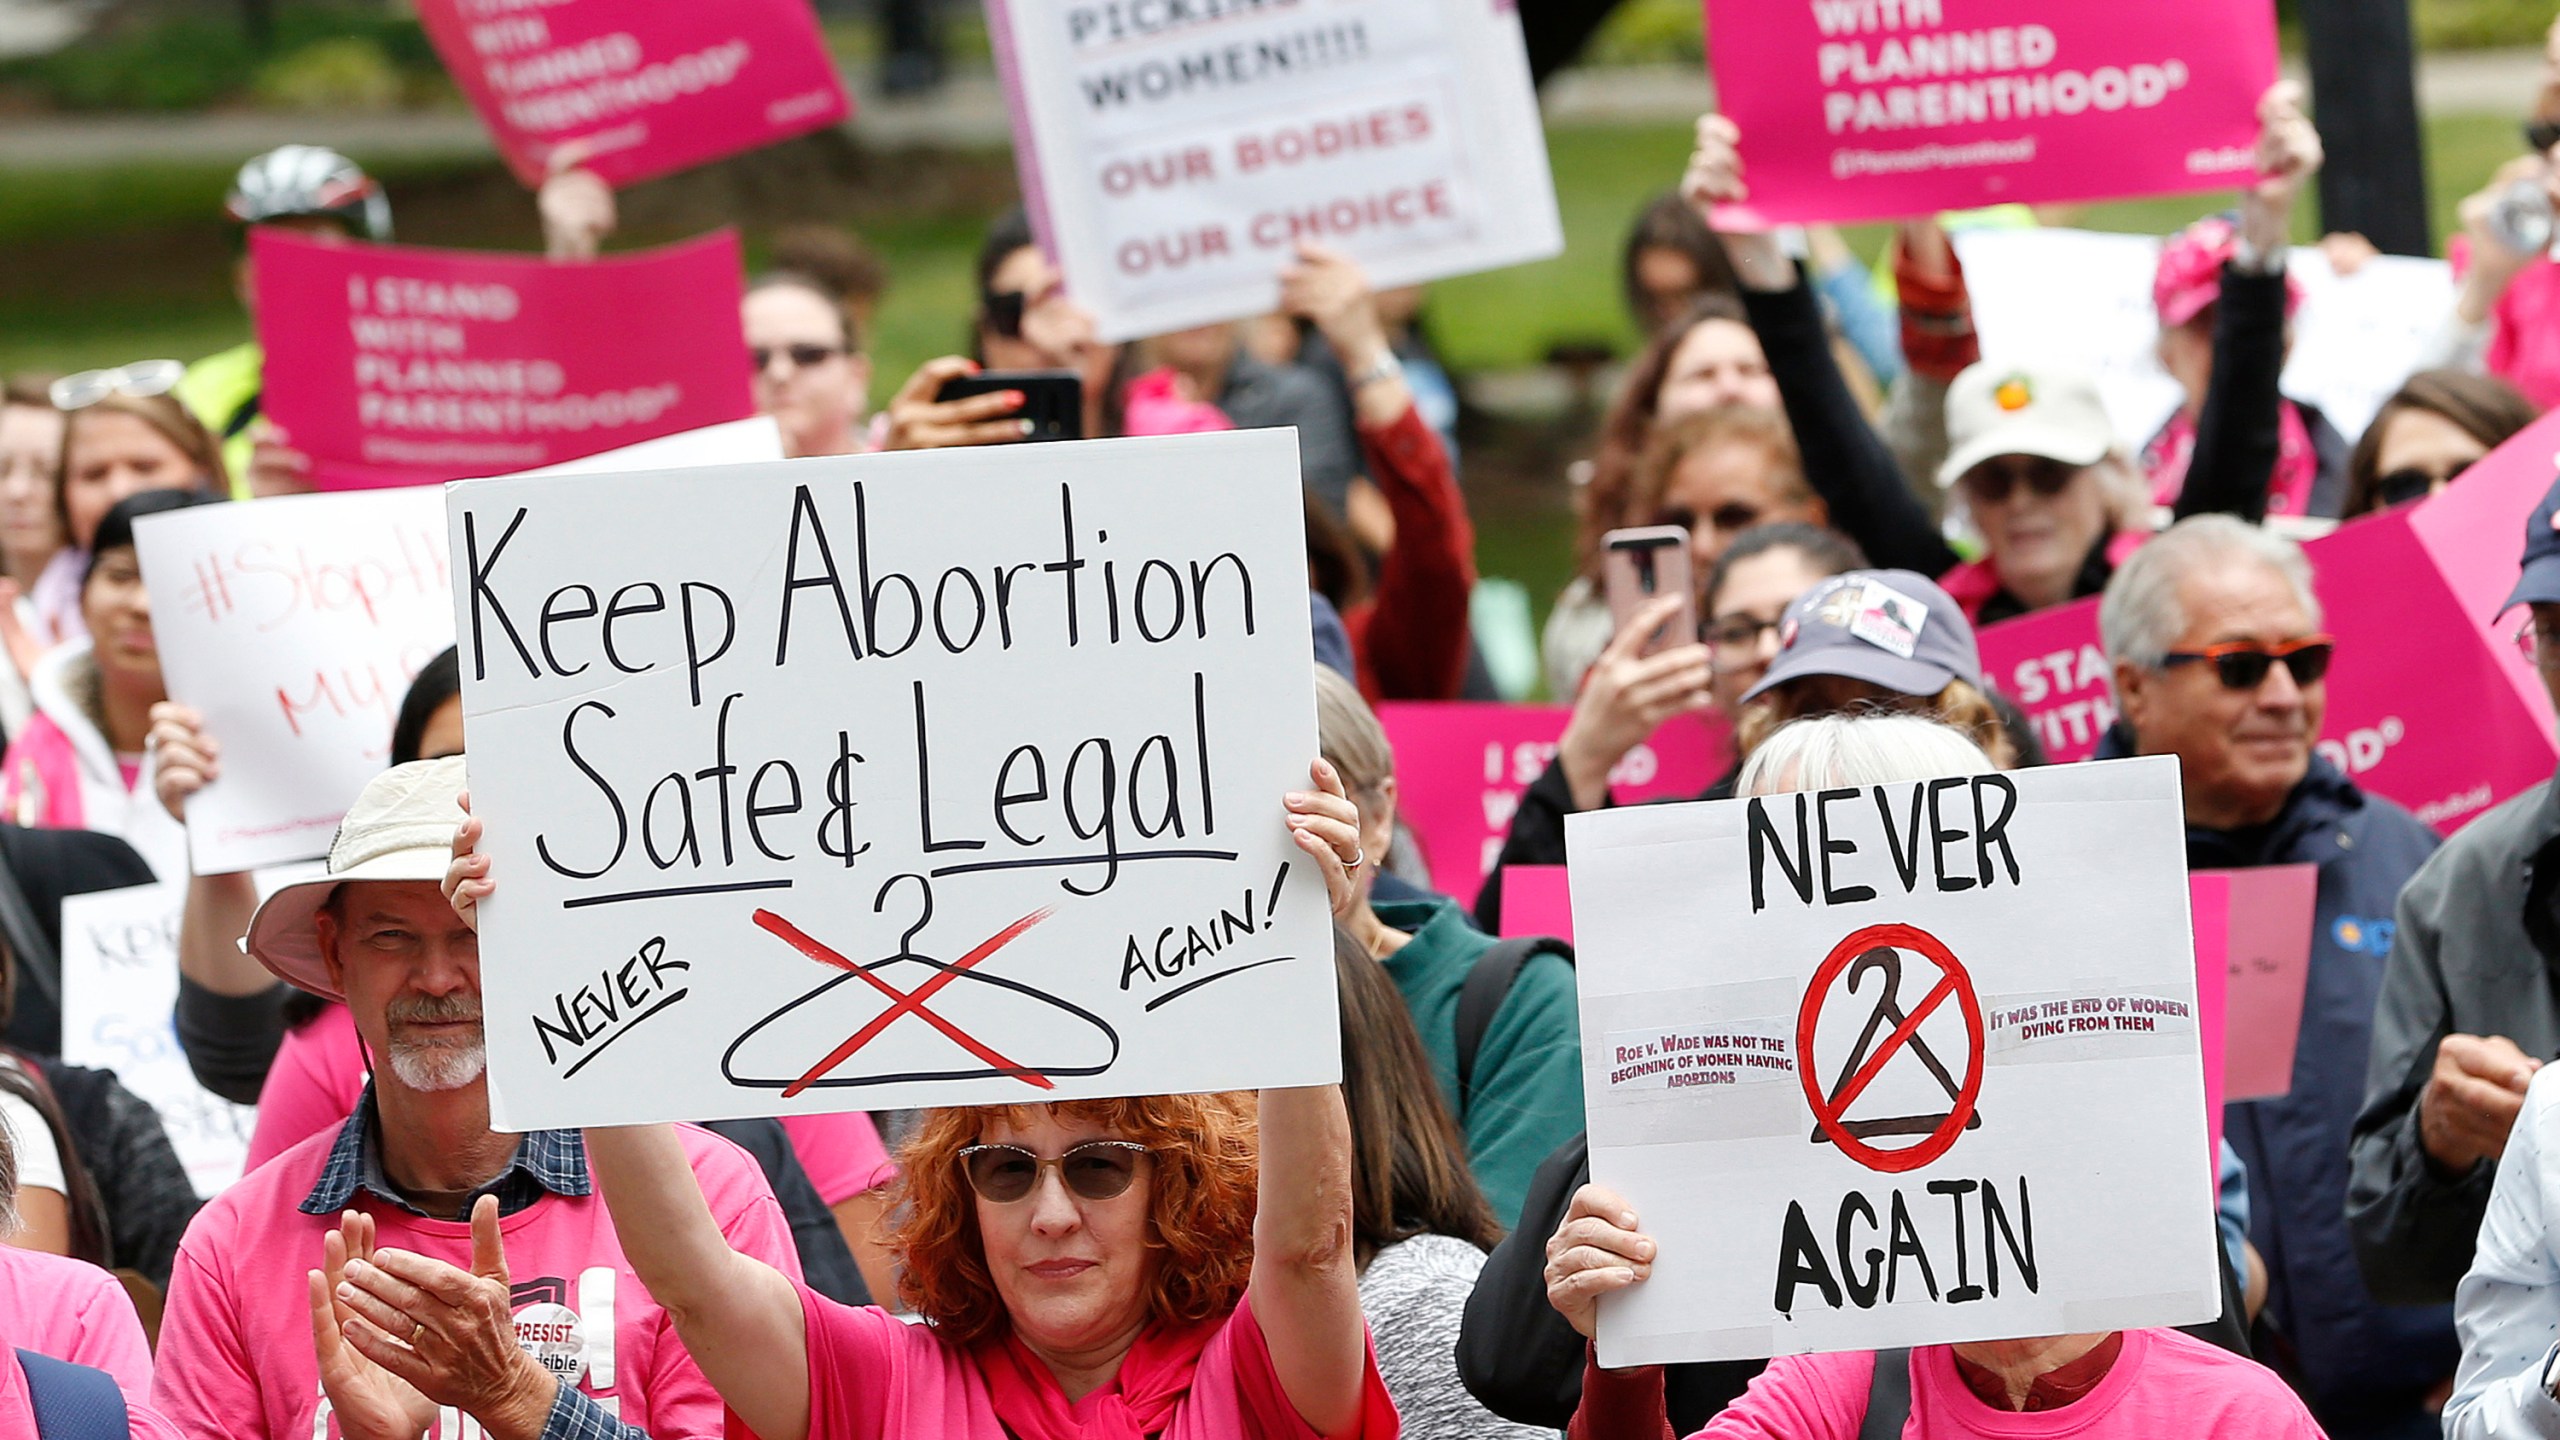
[36,369,224,647]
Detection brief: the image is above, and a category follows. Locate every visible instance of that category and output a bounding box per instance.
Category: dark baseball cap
[2502,472,2560,615]
[1743,569,1982,703]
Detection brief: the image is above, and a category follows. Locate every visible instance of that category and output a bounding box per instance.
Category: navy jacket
[2100,728,2452,1427]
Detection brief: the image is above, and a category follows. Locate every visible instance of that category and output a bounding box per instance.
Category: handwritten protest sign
[1375,704,1724,908]
[414,0,848,189]
[2193,865,2313,1104]
[449,430,1337,1130]
[60,882,258,1197]
[1570,757,2217,1364]
[985,0,1562,341]
[1956,227,2454,448]
[133,421,785,875]
[1981,411,2560,827]
[256,228,754,492]
[1706,0,2276,227]
[136,488,451,873]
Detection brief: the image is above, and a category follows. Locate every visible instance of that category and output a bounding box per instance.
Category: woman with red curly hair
[458,760,1395,1440]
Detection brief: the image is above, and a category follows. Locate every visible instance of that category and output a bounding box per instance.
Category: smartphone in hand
[1600,525,1698,658]
[935,368,1085,442]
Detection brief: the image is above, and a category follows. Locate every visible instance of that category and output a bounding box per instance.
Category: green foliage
[0,3,443,112]
[253,36,406,112]
[1586,0,1703,67]
[2415,0,2554,49]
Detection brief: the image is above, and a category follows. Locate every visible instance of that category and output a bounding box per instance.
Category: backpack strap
[1454,937,1572,1114]
[1857,1348,1913,1440]
[18,1350,128,1440]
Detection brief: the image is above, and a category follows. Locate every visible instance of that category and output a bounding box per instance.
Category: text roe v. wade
[458,475,1269,899]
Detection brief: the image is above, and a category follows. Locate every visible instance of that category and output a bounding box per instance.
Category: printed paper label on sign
[1604,1019,1793,1092]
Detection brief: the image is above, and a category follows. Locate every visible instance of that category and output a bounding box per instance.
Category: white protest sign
[449,430,1338,1130]
[1955,227,2453,449]
[987,0,1562,341]
[1568,756,2217,1366]
[136,419,788,875]
[59,880,258,1197]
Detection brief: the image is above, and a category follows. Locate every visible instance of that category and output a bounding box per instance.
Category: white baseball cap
[245,756,467,1002]
[1937,361,2116,489]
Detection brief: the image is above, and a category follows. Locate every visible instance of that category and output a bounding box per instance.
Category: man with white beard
[151,757,801,1440]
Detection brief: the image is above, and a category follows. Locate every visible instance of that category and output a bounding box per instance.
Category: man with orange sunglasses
[2097,515,2453,1440]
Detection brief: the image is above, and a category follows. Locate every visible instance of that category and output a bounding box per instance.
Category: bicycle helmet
[225,144,392,241]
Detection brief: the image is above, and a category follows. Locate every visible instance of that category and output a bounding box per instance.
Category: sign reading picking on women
[1705,0,2277,226]
[1567,757,2219,1366]
[446,431,1339,1131]
[986,0,1562,341]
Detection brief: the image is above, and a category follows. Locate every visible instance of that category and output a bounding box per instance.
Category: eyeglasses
[1960,457,2080,506]
[2515,619,2560,670]
[1703,613,1782,672]
[2373,460,2473,510]
[751,344,842,373]
[50,360,185,412]
[2160,635,2336,690]
[958,1140,1150,1204]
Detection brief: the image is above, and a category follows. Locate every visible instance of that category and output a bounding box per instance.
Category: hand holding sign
[1681,115,1793,294]
[148,702,220,827]
[1544,1183,1653,1341]
[2238,82,2323,255]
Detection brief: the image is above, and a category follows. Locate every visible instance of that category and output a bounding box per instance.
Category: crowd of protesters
[12,17,2560,1440]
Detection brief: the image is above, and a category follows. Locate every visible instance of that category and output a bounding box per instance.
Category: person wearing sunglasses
[744,272,877,460]
[2096,516,2453,1437]
[29,376,224,653]
[2341,369,2540,519]
[437,759,1393,1440]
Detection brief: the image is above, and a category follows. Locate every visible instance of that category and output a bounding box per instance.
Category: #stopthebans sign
[1568,756,2218,1366]
[449,430,1338,1131]
[987,0,1562,341]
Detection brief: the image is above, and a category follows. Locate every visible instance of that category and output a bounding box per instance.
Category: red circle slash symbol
[1795,922,1985,1174]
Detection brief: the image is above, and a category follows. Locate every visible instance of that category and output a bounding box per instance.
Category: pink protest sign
[2192,865,2314,1106]
[1497,866,1574,943]
[1977,596,2114,763]
[1703,0,2276,227]
[1375,704,1726,907]
[255,229,756,491]
[2194,896,2226,1161]
[414,0,848,189]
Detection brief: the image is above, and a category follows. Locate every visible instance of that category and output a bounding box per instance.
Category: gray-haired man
[2099,515,2450,1440]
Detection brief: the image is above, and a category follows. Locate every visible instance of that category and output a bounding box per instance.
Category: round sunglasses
[958,1140,1150,1203]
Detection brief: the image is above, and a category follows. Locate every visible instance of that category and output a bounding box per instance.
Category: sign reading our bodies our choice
[986,0,1562,341]
[133,419,784,875]
[255,229,754,492]
[1705,0,2275,226]
[1569,757,2218,1365]
[414,0,849,189]
[449,430,1337,1130]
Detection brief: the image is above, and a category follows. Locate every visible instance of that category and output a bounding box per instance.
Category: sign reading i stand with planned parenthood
[446,431,1338,1131]
[985,0,1563,341]
[1566,757,2219,1366]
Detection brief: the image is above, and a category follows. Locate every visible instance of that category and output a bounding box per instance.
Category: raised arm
[154,702,287,1100]
[1684,115,1957,578]
[1258,761,1375,1435]
[444,809,812,1440]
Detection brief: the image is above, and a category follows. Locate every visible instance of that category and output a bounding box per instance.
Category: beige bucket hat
[244,756,467,1002]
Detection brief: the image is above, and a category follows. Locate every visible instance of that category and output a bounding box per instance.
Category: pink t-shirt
[0,1243,153,1407]
[1608,1328,2318,1438]
[787,1286,1398,1440]
[243,1005,896,1201]
[153,1121,799,1440]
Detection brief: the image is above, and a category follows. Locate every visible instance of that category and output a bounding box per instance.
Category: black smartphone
[936,368,1084,442]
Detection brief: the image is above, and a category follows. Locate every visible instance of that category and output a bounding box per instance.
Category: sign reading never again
[1566,756,2218,1366]
[446,431,1338,1130]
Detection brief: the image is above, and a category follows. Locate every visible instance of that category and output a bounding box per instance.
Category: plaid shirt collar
[299,1083,590,1220]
